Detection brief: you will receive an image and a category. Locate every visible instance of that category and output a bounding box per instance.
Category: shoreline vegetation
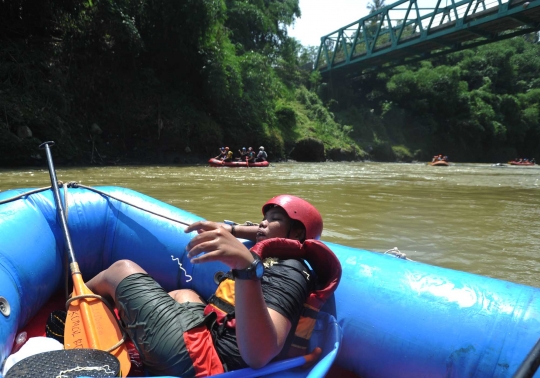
[1,1,539,168]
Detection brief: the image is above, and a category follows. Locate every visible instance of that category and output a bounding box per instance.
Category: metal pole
[514,338,540,378]
[39,141,77,265]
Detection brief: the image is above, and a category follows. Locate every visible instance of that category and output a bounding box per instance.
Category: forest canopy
[0,0,539,165]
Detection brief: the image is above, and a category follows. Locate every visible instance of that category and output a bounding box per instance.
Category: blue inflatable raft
[0,185,539,377]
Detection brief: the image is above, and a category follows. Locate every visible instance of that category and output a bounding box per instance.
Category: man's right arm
[225,224,258,242]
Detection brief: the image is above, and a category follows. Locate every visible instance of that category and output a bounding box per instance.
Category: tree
[367,0,386,14]
[224,0,300,57]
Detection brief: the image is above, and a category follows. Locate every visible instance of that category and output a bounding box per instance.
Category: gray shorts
[115,273,209,376]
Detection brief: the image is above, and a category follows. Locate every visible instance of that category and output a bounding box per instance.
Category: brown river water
[1,161,539,288]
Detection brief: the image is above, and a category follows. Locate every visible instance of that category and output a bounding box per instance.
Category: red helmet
[262,195,323,240]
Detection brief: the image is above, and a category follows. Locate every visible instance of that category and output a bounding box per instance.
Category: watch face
[255,260,264,278]
[233,258,264,280]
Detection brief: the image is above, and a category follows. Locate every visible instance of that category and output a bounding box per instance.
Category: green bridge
[315,0,540,77]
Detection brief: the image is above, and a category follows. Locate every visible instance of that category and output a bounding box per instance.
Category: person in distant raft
[256,146,268,162]
[223,147,234,162]
[237,147,248,161]
[215,147,227,160]
[246,147,256,163]
[85,195,342,377]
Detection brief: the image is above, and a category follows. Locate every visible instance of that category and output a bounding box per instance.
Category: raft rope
[0,181,212,289]
[383,247,414,261]
[2,184,415,265]
[0,182,192,227]
[72,182,192,227]
[0,186,52,205]
[73,183,198,285]
[1,183,131,353]
[171,255,193,282]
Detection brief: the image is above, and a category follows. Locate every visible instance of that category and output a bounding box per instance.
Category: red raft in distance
[508,160,535,166]
[429,160,450,166]
[208,158,269,167]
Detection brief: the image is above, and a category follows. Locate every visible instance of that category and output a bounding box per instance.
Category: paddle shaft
[39,141,100,349]
[513,337,540,378]
[40,141,77,265]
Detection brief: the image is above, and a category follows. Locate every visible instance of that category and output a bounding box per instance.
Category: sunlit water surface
[1,162,539,287]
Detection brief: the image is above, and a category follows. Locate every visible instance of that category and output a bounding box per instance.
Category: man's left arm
[234,280,291,368]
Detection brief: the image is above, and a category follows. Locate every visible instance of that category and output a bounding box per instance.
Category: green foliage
[371,142,395,161]
[355,38,540,161]
[225,0,300,55]
[392,145,413,162]
[519,89,540,139]
[387,64,468,119]
[1,0,540,166]
[275,101,297,132]
[0,0,309,164]
[292,86,361,155]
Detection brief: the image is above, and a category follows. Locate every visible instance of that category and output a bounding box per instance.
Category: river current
[1,161,538,287]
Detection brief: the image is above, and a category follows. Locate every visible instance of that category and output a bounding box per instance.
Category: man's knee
[169,289,204,304]
[110,259,145,275]
[102,260,147,290]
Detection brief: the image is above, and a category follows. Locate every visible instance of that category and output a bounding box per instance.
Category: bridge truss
[316,0,540,77]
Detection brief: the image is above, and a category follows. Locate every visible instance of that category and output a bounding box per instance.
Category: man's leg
[86,259,147,304]
[169,289,205,304]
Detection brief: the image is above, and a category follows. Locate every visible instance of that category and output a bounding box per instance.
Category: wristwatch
[231,253,264,280]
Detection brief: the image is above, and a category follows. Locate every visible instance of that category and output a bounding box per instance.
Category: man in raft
[236,147,248,161]
[86,195,342,376]
[256,146,268,162]
[223,146,233,162]
[246,146,256,162]
[214,146,226,160]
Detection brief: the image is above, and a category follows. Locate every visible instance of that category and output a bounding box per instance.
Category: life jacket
[203,238,342,358]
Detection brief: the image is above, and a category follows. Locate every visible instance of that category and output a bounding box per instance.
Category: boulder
[327,147,357,161]
[289,138,325,162]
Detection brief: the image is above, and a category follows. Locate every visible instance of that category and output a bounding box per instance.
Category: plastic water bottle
[11,332,28,354]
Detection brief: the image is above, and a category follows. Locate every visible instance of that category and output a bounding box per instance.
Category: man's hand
[184,221,253,270]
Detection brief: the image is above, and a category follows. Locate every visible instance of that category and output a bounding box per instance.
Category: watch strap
[232,253,263,280]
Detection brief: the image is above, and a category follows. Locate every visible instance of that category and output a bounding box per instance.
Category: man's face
[256,207,291,242]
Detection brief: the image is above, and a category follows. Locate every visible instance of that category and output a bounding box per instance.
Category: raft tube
[208,158,269,167]
[0,186,539,378]
[429,160,450,166]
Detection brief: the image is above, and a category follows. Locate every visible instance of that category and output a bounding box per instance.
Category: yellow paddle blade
[64,284,132,377]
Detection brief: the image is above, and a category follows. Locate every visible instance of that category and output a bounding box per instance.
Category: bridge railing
[316,0,538,75]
